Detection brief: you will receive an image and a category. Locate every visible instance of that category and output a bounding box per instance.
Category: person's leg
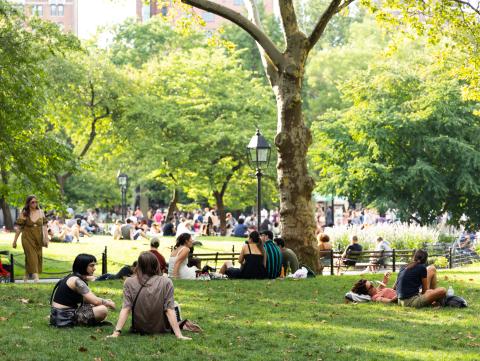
[92,305,108,322]
[72,228,80,242]
[422,288,447,305]
[426,265,438,289]
[219,261,233,275]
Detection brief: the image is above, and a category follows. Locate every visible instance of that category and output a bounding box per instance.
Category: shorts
[225,267,242,279]
[50,304,95,327]
[398,294,430,308]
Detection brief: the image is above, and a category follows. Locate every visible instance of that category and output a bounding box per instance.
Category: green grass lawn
[0,233,246,279]
[0,268,479,361]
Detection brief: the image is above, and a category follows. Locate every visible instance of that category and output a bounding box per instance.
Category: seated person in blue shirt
[260,230,282,279]
[232,218,248,237]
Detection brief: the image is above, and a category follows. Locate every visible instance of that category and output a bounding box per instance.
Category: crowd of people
[9,195,463,342]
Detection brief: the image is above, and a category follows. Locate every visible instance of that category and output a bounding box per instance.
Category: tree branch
[244,0,279,86]
[219,161,242,198]
[182,0,284,70]
[278,1,299,39]
[335,0,356,14]
[307,0,342,51]
[452,0,480,16]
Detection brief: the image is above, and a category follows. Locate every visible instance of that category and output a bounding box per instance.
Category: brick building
[8,0,78,35]
[136,0,275,30]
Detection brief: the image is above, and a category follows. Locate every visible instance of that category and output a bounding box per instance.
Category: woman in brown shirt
[12,195,48,282]
[109,252,190,339]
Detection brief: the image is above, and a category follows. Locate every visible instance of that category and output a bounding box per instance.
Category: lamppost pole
[117,172,128,222]
[121,185,127,221]
[247,129,271,232]
[256,168,262,231]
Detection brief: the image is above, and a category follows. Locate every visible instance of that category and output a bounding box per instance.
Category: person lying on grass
[108,251,192,339]
[396,250,446,308]
[50,254,116,327]
[351,272,397,303]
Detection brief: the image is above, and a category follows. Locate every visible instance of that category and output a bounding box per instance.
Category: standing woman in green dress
[12,195,48,283]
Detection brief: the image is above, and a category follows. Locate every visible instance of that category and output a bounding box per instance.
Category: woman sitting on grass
[396,250,446,308]
[219,231,268,279]
[168,233,198,279]
[50,254,116,327]
[351,272,397,303]
[109,252,191,339]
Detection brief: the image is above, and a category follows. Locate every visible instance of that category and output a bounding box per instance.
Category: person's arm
[237,245,246,264]
[69,277,116,309]
[108,307,131,338]
[375,296,395,303]
[165,308,191,340]
[421,277,429,293]
[12,225,22,248]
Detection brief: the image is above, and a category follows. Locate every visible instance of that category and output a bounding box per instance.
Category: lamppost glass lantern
[247,129,271,170]
[117,173,128,188]
[246,129,271,231]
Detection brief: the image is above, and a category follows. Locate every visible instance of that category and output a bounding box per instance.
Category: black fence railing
[1,243,477,282]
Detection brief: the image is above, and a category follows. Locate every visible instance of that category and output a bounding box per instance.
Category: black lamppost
[247,129,271,231]
[117,172,128,221]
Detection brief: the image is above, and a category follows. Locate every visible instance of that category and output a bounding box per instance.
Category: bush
[325,223,459,251]
[433,256,449,268]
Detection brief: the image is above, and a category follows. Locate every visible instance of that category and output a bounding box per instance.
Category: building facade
[8,0,78,35]
[136,0,275,31]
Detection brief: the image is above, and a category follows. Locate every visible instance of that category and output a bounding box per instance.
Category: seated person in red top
[149,237,168,274]
[351,272,398,303]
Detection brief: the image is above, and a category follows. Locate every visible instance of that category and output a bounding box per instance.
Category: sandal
[179,319,203,333]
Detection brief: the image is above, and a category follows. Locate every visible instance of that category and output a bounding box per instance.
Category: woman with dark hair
[50,254,116,327]
[396,250,446,308]
[219,231,268,279]
[350,272,397,303]
[12,195,48,282]
[109,252,191,339]
[168,233,197,279]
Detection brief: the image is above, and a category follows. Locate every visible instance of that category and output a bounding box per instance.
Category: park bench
[191,252,241,269]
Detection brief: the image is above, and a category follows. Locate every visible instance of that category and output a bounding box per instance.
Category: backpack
[443,295,468,308]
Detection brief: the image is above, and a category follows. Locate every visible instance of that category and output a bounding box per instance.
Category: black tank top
[52,275,84,308]
[241,244,268,279]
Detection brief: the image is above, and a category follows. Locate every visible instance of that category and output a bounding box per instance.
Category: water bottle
[447,286,454,297]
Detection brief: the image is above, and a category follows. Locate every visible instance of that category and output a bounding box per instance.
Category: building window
[202,12,214,22]
[233,0,244,5]
[31,5,43,16]
[58,4,64,16]
[50,4,57,16]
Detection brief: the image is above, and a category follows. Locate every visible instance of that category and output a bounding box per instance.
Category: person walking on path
[12,195,48,283]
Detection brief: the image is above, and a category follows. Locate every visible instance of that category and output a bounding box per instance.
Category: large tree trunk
[0,167,14,230]
[166,188,179,221]
[213,191,227,236]
[275,63,319,271]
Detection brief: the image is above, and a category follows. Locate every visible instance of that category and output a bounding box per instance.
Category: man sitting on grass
[274,237,299,274]
[50,254,116,327]
[260,230,282,279]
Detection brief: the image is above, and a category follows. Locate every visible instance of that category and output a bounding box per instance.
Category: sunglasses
[30,201,38,204]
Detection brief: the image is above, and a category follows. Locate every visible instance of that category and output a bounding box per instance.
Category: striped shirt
[264,240,282,279]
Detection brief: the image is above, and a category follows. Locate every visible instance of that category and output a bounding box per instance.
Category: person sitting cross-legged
[350,272,397,303]
[108,252,192,339]
[396,250,446,308]
[219,231,267,279]
[260,230,283,279]
[50,254,116,327]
